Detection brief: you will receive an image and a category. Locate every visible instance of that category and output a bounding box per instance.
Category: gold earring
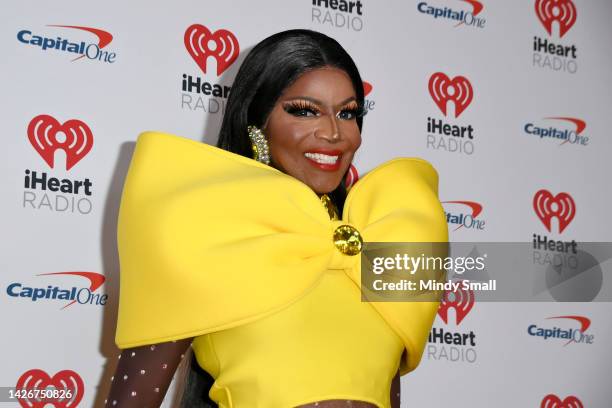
[247,125,270,165]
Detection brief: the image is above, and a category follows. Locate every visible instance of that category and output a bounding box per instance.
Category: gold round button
[333,225,363,256]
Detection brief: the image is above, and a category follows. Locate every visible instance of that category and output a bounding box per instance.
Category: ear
[262,115,271,132]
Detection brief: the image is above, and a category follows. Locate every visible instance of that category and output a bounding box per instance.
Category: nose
[315,114,341,142]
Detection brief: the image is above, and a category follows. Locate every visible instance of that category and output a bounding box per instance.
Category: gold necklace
[320,194,339,221]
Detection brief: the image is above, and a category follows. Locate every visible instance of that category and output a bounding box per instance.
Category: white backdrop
[2,1,611,407]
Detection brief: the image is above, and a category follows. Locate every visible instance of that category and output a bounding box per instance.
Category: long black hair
[217,28,365,215]
[180,29,365,407]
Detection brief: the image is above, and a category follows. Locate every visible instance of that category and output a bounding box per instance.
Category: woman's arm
[390,369,401,408]
[105,338,193,407]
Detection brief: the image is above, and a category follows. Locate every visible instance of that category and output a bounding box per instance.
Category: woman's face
[263,66,362,194]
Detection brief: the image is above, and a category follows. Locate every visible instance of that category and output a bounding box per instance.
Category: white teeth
[304,152,339,164]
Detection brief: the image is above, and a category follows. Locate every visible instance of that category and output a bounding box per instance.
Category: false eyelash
[282,100,321,116]
[346,103,367,118]
[282,100,368,119]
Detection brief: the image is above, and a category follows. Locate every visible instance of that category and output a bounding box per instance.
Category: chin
[309,179,343,195]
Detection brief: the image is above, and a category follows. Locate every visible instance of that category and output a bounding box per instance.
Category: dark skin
[266,66,400,407]
[263,66,362,195]
[106,67,402,407]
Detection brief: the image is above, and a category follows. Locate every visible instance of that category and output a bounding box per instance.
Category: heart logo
[438,284,474,325]
[16,369,84,408]
[533,189,576,233]
[27,114,93,171]
[535,0,577,38]
[184,24,239,76]
[541,394,583,408]
[428,72,473,118]
[363,81,373,97]
[345,163,359,190]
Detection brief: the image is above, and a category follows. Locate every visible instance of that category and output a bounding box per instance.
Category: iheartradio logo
[535,0,577,38]
[344,163,359,190]
[16,369,84,408]
[438,285,474,325]
[184,24,239,76]
[428,72,473,118]
[533,189,576,233]
[541,394,583,408]
[27,114,93,171]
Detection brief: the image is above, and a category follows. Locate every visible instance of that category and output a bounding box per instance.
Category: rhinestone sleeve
[105,338,192,407]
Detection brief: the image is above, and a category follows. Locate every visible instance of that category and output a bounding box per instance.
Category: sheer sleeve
[390,369,400,408]
[105,338,192,407]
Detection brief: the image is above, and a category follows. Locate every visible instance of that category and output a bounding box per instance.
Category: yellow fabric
[114,131,448,406]
[191,268,405,407]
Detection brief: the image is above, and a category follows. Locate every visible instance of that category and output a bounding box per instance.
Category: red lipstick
[304,149,342,171]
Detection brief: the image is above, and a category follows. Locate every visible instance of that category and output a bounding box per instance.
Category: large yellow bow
[115,131,448,374]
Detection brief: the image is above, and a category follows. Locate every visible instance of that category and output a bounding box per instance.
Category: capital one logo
[39,271,106,309]
[541,394,583,408]
[16,369,84,408]
[553,117,586,145]
[184,24,239,76]
[428,72,473,118]
[16,25,116,64]
[533,189,576,233]
[550,315,591,346]
[442,200,484,231]
[547,117,586,141]
[524,117,588,147]
[52,25,113,62]
[6,271,107,308]
[462,0,483,15]
[535,0,577,38]
[438,285,475,325]
[27,114,93,171]
[416,1,485,29]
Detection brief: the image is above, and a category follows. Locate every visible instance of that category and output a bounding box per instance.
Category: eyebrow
[282,95,357,106]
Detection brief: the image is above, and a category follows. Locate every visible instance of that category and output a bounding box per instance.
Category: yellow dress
[114,131,448,407]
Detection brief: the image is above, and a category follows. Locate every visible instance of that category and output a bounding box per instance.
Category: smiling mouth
[304,152,340,164]
[303,151,342,171]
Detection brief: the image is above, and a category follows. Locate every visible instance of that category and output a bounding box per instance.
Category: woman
[107,29,447,407]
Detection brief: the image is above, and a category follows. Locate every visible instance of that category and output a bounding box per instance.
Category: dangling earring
[247,125,271,165]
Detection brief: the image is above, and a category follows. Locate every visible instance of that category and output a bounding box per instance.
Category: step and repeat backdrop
[2,0,611,407]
